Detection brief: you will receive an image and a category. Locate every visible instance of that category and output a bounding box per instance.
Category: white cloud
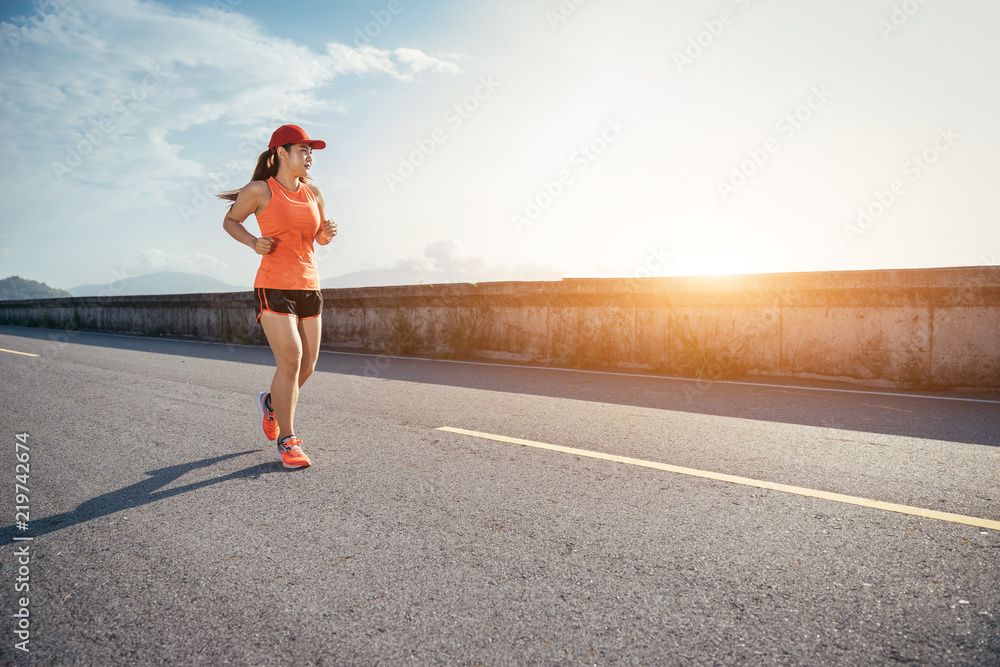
[326,44,463,82]
[0,0,461,218]
[393,48,464,77]
[133,248,229,276]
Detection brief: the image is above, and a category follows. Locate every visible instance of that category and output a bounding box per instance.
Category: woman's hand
[254,237,274,255]
[322,219,338,240]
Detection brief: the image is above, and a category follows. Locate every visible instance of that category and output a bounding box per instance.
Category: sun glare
[671,243,757,277]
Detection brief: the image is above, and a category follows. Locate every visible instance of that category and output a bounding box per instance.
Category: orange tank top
[253,177,321,290]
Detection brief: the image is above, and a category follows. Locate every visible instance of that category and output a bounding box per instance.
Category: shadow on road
[0,450,286,547]
[3,325,998,448]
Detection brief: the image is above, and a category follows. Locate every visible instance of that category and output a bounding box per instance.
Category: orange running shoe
[256,391,279,441]
[277,435,311,469]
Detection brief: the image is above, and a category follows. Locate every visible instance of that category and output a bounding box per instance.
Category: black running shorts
[254,288,323,323]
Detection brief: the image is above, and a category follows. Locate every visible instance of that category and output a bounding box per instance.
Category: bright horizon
[1,0,998,291]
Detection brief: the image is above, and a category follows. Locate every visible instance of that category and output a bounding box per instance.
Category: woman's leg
[297,315,322,387]
[259,311,302,441]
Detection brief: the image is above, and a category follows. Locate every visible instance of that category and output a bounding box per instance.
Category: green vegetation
[219,308,255,345]
[438,307,489,359]
[378,304,420,356]
[0,276,71,300]
[5,310,82,332]
[64,311,81,331]
[899,358,948,391]
[556,309,619,369]
[664,316,747,380]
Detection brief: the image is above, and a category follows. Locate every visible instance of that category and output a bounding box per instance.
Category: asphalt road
[1,325,998,666]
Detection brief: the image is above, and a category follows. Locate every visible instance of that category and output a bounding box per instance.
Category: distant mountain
[321,268,474,289]
[320,240,565,289]
[0,276,73,300]
[68,271,248,296]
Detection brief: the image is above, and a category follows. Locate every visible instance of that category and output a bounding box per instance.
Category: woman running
[220,124,337,468]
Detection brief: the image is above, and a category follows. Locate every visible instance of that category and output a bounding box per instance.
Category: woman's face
[279,143,313,178]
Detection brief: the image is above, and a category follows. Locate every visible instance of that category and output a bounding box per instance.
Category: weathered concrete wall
[0,293,264,345]
[2,267,998,390]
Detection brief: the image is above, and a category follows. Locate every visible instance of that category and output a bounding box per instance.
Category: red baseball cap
[268,124,326,151]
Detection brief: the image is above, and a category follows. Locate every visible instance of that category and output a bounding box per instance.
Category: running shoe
[277,435,311,469]
[256,391,279,441]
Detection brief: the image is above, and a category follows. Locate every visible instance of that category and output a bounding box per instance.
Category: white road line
[438,426,1000,532]
[0,347,39,357]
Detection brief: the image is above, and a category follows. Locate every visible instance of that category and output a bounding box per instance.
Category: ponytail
[217,143,307,202]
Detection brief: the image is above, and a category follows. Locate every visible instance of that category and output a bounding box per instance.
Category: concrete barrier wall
[2,266,998,390]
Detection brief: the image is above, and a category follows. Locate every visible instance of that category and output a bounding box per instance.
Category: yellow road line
[436,426,1000,532]
[0,347,39,357]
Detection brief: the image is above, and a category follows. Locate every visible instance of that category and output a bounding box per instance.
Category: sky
[0,0,998,291]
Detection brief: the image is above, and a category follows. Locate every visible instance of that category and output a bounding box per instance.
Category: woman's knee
[275,353,303,377]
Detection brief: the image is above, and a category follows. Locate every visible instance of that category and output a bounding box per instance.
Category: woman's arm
[308,184,338,245]
[223,181,273,255]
